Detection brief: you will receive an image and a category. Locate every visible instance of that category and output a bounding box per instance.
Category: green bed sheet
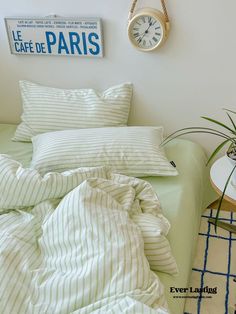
[0,123,217,314]
[144,139,217,313]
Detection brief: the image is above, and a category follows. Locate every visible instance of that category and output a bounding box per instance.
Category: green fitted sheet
[144,139,217,313]
[0,124,217,314]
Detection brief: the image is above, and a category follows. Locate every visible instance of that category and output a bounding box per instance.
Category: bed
[0,123,217,314]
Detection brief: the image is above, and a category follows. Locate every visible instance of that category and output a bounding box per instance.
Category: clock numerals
[131,14,163,49]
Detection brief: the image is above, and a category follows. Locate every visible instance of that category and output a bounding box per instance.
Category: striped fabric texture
[0,154,107,210]
[31,126,178,177]
[0,155,172,313]
[132,213,178,275]
[13,80,133,142]
[107,172,178,275]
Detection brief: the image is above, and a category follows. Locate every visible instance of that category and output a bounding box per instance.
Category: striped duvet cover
[0,164,170,314]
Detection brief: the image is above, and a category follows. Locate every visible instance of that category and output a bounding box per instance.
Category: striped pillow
[0,154,108,210]
[13,80,132,142]
[31,126,178,177]
[132,213,178,275]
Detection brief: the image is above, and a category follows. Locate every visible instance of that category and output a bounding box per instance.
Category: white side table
[210,156,236,205]
[210,156,236,233]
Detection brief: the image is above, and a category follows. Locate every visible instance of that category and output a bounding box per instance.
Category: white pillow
[0,154,108,210]
[132,213,178,275]
[31,126,178,177]
[13,81,133,142]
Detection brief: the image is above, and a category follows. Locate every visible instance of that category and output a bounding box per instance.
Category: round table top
[210,156,236,205]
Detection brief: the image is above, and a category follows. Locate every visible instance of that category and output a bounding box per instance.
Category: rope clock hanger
[127,0,170,51]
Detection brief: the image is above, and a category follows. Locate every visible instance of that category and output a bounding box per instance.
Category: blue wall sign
[5,16,104,57]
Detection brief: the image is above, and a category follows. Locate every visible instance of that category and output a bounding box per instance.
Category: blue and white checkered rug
[184,209,236,314]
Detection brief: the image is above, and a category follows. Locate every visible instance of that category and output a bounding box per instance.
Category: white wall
[0,0,235,153]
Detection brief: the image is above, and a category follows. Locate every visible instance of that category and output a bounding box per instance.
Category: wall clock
[127,0,170,51]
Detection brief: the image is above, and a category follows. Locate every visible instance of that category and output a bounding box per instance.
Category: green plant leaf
[206,139,230,166]
[214,164,236,233]
[201,116,236,135]
[226,112,236,131]
[163,126,233,143]
[162,129,234,146]
[223,108,236,115]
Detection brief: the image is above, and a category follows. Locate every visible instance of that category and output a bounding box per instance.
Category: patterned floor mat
[184,209,236,314]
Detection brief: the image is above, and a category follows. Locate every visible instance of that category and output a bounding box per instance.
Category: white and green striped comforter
[0,156,170,314]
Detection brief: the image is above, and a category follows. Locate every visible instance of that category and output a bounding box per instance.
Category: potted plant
[227,143,236,186]
[162,108,236,229]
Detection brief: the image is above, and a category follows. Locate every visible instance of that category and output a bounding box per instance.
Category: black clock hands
[145,21,153,33]
[139,21,153,42]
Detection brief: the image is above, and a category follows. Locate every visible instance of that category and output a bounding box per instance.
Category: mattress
[144,140,217,313]
[0,123,217,314]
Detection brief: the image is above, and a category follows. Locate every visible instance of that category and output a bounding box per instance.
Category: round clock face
[130,15,163,50]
